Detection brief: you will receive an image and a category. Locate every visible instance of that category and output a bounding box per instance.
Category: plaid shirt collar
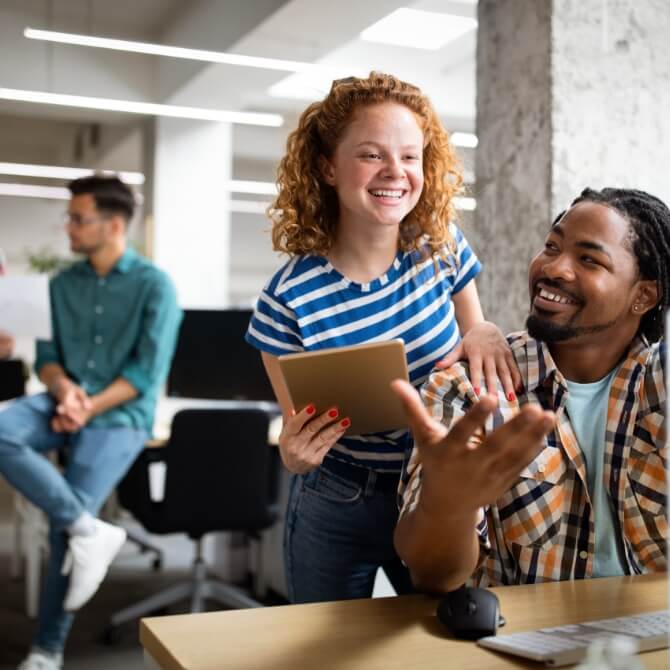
[518,333,653,408]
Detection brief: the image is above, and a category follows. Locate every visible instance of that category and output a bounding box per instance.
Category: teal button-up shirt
[35,248,182,433]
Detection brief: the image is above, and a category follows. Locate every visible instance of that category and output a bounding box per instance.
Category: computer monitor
[167,308,276,401]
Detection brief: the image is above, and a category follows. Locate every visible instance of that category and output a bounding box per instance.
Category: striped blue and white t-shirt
[246,225,481,471]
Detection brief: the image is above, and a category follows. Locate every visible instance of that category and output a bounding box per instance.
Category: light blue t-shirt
[565,368,626,577]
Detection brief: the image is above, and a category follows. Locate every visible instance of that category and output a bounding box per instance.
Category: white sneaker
[62,518,127,611]
[17,649,63,670]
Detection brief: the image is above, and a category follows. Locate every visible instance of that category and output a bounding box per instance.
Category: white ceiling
[0,0,478,166]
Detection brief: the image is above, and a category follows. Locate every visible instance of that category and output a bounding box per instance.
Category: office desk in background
[151,397,282,445]
[141,573,667,670]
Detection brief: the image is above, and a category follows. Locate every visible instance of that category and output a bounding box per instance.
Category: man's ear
[632,280,660,316]
[109,214,128,236]
[318,155,337,186]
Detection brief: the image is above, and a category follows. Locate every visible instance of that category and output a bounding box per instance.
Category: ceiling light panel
[360,8,477,50]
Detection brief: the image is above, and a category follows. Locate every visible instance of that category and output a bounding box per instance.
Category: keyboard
[477,609,670,667]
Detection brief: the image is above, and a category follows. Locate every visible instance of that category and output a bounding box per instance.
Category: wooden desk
[141,573,668,669]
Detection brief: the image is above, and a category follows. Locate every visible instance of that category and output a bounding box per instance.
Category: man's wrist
[48,375,72,399]
[416,485,479,529]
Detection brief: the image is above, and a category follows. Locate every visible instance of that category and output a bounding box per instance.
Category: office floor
[0,478,286,670]
[0,477,396,669]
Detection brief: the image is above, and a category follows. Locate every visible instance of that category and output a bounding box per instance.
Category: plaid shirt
[399,331,667,586]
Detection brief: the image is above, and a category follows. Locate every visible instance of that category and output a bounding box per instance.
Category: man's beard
[526,312,616,343]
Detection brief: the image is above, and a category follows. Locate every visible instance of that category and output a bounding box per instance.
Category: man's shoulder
[49,260,88,290]
[128,255,175,290]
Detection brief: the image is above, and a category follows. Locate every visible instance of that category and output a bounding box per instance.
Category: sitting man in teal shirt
[0,175,182,670]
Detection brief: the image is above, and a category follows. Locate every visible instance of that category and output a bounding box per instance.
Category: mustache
[533,278,583,304]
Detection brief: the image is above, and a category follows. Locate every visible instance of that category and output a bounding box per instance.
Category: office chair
[106,408,280,639]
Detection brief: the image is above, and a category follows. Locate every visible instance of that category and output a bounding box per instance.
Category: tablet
[278,340,409,435]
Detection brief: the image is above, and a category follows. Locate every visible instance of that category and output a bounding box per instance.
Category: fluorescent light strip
[24,27,327,74]
[454,196,476,211]
[0,161,145,185]
[226,180,277,196]
[0,183,70,199]
[0,87,283,127]
[230,199,270,214]
[451,132,478,148]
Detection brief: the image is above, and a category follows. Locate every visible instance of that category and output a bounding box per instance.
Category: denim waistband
[321,457,401,494]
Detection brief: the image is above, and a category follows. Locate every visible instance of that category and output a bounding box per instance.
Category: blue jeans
[284,459,414,603]
[0,393,147,653]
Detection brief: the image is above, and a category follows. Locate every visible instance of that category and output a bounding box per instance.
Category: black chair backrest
[161,408,278,535]
[0,360,25,402]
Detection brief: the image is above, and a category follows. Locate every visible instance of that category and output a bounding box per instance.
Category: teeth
[539,288,575,305]
[370,189,403,198]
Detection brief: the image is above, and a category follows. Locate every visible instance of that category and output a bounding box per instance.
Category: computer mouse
[436,586,505,640]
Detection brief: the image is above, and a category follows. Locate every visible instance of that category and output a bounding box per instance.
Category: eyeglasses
[62,212,109,227]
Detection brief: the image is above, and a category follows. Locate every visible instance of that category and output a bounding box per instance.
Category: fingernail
[507,392,516,402]
[473,387,480,396]
[306,404,316,415]
[340,418,350,428]
[328,409,339,418]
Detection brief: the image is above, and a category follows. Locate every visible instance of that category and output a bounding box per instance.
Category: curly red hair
[269,72,463,257]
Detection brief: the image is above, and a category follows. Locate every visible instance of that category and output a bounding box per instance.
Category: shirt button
[579,550,588,560]
[98,278,106,286]
[94,335,103,344]
[87,360,96,369]
[95,305,103,314]
[537,464,546,473]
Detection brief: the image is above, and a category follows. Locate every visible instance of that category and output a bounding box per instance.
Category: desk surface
[140,573,667,669]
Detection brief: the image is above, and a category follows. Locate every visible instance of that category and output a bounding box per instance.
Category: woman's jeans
[284,457,414,603]
[0,393,146,652]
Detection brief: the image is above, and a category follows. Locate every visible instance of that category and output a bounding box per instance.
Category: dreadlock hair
[568,187,670,342]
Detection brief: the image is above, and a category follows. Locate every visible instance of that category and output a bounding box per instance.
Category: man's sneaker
[17,649,63,670]
[62,518,127,611]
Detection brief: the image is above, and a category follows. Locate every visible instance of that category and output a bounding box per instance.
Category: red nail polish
[473,387,480,396]
[328,409,339,418]
[507,392,516,402]
[306,404,316,415]
[341,418,351,428]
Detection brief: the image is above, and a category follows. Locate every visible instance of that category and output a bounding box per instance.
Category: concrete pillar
[475,0,670,332]
[147,117,233,308]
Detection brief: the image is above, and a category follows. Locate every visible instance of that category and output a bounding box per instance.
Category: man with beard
[393,187,668,590]
[0,175,182,670]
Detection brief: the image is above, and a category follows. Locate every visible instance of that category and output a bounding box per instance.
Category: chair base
[125,527,164,571]
[108,556,262,631]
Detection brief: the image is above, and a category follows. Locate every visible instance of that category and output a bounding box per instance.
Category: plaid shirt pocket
[498,446,567,549]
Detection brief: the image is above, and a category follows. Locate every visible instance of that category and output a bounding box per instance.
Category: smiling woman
[244,71,520,606]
